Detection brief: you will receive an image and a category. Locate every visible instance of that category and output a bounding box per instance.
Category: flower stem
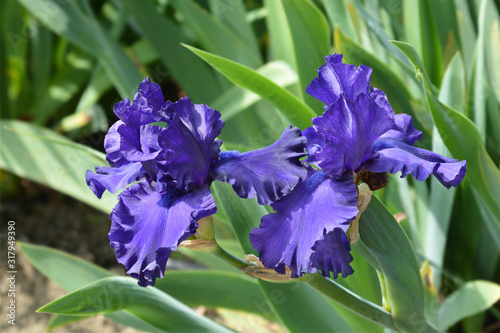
[212,245,255,267]
[306,274,399,331]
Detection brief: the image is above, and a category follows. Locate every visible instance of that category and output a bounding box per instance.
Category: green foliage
[3,0,500,332]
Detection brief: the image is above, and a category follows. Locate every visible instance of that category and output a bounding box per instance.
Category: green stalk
[211,244,255,268]
[306,274,399,331]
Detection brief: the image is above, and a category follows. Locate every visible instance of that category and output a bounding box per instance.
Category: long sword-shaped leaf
[425,92,500,250]
[438,281,500,330]
[19,242,160,332]
[18,0,142,99]
[424,53,465,288]
[354,197,430,333]
[0,120,116,213]
[125,0,221,103]
[155,271,267,315]
[184,44,316,129]
[169,0,261,68]
[38,277,233,333]
[280,0,330,110]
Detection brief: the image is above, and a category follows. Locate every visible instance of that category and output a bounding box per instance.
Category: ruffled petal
[379,113,422,145]
[109,182,217,287]
[306,54,372,105]
[104,120,127,167]
[113,78,170,126]
[249,171,358,277]
[364,139,467,188]
[302,127,325,164]
[85,162,147,198]
[213,126,307,205]
[311,228,354,278]
[158,97,224,189]
[118,124,165,162]
[313,94,397,178]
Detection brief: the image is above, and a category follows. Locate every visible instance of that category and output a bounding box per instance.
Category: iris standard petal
[302,127,325,164]
[249,171,358,277]
[311,228,354,278]
[104,120,127,167]
[313,94,397,178]
[109,181,217,287]
[379,113,422,145]
[364,139,467,188]
[306,54,372,105]
[113,78,170,126]
[85,162,147,198]
[158,97,224,189]
[213,126,308,205]
[118,124,165,162]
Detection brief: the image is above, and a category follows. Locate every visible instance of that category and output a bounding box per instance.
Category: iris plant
[250,54,466,279]
[86,78,308,286]
[88,55,466,287]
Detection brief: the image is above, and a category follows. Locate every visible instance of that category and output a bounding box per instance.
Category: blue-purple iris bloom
[86,78,308,286]
[250,54,466,279]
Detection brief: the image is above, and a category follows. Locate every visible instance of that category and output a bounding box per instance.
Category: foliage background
[1,0,500,332]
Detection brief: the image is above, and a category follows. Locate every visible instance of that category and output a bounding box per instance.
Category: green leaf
[454,0,477,79]
[419,0,443,86]
[184,44,316,129]
[467,0,490,141]
[306,275,393,331]
[155,270,268,315]
[354,197,428,332]
[280,0,330,110]
[438,281,500,330]
[259,280,354,332]
[425,92,500,250]
[423,53,465,288]
[211,181,265,254]
[0,120,116,214]
[125,0,222,103]
[489,18,500,104]
[47,315,90,331]
[38,276,233,333]
[210,61,298,121]
[264,0,296,67]
[76,39,158,113]
[18,0,142,99]
[31,52,93,124]
[390,40,437,96]
[31,25,53,102]
[320,0,356,40]
[170,0,261,68]
[19,242,159,332]
[352,0,412,68]
[207,0,260,58]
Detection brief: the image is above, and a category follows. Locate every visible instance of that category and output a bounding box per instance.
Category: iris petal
[158,97,224,189]
[365,139,467,188]
[313,94,397,177]
[113,78,170,126]
[311,228,354,278]
[118,124,165,162]
[379,113,422,145]
[213,126,308,205]
[85,162,147,198]
[249,171,358,277]
[306,54,372,105]
[109,181,216,286]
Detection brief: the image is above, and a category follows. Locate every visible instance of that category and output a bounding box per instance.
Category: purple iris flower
[250,54,466,279]
[86,78,308,287]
